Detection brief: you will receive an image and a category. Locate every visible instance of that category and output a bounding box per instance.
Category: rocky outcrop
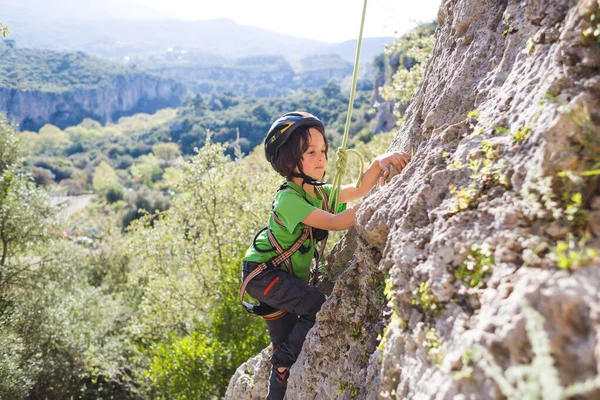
[0,74,187,131]
[227,0,600,398]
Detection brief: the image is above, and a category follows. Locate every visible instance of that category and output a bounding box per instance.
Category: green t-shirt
[244,182,346,282]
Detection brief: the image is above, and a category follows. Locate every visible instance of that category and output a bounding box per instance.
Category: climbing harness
[240,185,332,320]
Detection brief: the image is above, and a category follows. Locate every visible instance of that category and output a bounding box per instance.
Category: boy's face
[300,127,327,181]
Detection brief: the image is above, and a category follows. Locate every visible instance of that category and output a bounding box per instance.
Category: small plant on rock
[338,381,359,397]
[424,328,444,365]
[453,348,475,381]
[412,281,444,314]
[450,183,478,212]
[551,234,598,270]
[582,0,600,44]
[454,243,494,288]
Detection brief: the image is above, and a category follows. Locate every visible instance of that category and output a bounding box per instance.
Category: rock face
[0,74,187,131]
[226,0,600,399]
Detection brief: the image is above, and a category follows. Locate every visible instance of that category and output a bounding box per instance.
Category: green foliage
[173,83,374,154]
[31,156,74,181]
[424,328,443,365]
[121,186,171,228]
[146,331,230,400]
[0,114,55,286]
[338,381,360,397]
[152,142,180,164]
[411,281,444,315]
[92,161,120,191]
[454,243,494,288]
[35,124,72,155]
[453,349,475,381]
[0,47,147,92]
[502,12,518,36]
[443,151,464,170]
[2,237,137,399]
[449,139,509,213]
[379,23,436,120]
[106,185,124,203]
[551,235,598,270]
[131,154,162,186]
[467,110,480,119]
[126,141,274,396]
[511,126,531,143]
[564,192,586,229]
[0,324,36,399]
[526,37,536,55]
[449,183,478,212]
[582,1,600,44]
[472,301,600,399]
[472,140,509,187]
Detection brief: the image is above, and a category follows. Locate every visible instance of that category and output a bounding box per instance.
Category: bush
[146,332,230,399]
[32,167,54,186]
[106,185,124,203]
[32,157,73,181]
[60,178,84,196]
[117,154,134,169]
[121,187,171,228]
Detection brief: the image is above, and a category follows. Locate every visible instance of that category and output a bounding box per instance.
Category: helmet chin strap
[290,172,326,186]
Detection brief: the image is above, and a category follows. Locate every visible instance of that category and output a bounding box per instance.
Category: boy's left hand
[377,151,410,185]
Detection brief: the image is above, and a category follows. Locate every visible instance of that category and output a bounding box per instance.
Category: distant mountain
[1,0,392,63]
[0,43,186,130]
[321,37,395,66]
[145,54,358,98]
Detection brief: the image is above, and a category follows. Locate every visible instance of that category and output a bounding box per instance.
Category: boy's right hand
[377,151,410,185]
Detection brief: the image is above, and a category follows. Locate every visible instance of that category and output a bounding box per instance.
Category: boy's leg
[244,267,327,368]
[264,313,297,400]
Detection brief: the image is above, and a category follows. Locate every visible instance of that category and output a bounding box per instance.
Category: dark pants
[242,262,326,399]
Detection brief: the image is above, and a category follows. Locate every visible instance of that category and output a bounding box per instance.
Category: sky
[132,0,441,43]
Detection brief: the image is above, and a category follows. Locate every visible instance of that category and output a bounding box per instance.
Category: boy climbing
[241,111,409,399]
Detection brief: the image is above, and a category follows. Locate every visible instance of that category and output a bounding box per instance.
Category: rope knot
[335,147,348,175]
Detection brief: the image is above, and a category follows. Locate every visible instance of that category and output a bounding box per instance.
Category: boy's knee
[305,290,326,316]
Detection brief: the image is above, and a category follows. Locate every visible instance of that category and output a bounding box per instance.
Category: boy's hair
[272,125,328,180]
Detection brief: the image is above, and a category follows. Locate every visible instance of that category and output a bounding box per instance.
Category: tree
[152,142,180,165]
[379,23,436,121]
[131,154,162,186]
[35,124,71,156]
[92,161,119,192]
[0,113,54,287]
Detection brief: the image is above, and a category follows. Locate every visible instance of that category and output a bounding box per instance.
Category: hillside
[144,54,357,98]
[227,0,600,398]
[0,43,186,130]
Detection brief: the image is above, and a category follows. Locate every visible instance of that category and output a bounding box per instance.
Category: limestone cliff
[227,0,600,398]
[0,74,186,131]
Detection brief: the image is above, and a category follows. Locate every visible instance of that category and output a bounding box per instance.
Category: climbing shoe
[275,367,289,383]
[267,366,289,400]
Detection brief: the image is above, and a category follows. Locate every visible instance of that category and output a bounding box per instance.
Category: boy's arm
[301,205,359,231]
[339,151,409,204]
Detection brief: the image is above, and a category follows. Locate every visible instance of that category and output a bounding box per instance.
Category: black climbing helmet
[264,111,325,169]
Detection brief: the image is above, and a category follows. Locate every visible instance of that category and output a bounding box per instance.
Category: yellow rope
[328,0,368,213]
